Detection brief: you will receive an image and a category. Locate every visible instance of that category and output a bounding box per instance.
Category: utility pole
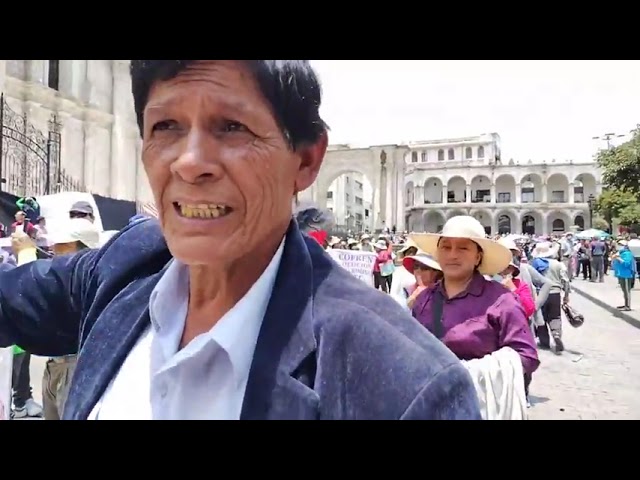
[592,132,626,150]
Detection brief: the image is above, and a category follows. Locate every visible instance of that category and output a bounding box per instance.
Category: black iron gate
[0,92,63,197]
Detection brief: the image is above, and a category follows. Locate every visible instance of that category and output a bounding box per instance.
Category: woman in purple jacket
[410,215,540,377]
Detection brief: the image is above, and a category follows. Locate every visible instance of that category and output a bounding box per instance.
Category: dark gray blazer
[0,219,481,420]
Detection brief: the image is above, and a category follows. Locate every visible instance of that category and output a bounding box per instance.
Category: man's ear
[294,130,328,194]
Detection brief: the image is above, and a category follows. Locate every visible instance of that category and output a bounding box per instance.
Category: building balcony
[406,200,590,211]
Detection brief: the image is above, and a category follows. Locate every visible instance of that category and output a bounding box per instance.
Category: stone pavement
[570,273,640,329]
[528,293,640,420]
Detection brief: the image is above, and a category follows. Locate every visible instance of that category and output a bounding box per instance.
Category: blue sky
[311,60,640,163]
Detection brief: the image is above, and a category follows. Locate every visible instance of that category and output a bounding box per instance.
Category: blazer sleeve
[400,363,483,420]
[0,248,98,357]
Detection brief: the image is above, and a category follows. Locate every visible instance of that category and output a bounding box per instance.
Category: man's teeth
[178,203,230,218]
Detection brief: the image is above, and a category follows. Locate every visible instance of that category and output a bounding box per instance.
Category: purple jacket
[412,272,540,375]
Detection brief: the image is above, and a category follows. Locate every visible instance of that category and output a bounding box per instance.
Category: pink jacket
[512,278,535,318]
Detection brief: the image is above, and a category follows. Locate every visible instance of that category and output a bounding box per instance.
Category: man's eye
[223,121,248,133]
[152,120,178,131]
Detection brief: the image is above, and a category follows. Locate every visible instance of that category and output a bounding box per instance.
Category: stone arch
[407,212,423,232]
[546,173,569,203]
[495,174,516,204]
[519,173,543,203]
[547,210,571,233]
[520,210,543,235]
[405,181,415,207]
[496,209,517,235]
[446,208,468,220]
[313,148,379,230]
[469,208,492,235]
[447,175,466,203]
[423,210,446,233]
[423,176,444,204]
[573,172,597,203]
[470,174,491,203]
[574,213,586,230]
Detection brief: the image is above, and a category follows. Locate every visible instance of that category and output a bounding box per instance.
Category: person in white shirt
[389,241,419,309]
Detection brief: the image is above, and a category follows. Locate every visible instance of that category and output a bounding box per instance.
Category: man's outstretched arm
[0,248,97,357]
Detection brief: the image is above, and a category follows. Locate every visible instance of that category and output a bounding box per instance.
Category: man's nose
[170,128,225,184]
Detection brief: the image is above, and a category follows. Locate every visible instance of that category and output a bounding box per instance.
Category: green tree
[597,128,640,195]
[593,188,638,229]
[591,215,609,231]
[618,203,640,226]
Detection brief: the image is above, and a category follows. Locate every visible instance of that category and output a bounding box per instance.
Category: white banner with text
[327,249,377,287]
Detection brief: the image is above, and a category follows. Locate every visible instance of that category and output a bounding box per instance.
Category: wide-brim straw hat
[402,251,442,272]
[409,215,512,276]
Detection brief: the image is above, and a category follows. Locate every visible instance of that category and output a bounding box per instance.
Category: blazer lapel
[241,222,321,420]
[64,270,166,420]
[66,221,323,420]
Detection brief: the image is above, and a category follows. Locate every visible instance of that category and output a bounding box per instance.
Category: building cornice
[4,76,114,128]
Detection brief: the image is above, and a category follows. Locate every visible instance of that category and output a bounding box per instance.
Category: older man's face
[141,61,327,265]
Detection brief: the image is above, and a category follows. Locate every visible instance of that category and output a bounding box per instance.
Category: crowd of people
[5,198,145,419]
[309,213,639,416]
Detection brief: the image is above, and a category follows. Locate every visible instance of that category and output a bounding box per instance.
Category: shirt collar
[149,237,286,386]
[437,271,485,300]
[210,238,285,385]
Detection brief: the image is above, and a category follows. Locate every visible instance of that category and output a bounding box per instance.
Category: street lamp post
[588,194,596,229]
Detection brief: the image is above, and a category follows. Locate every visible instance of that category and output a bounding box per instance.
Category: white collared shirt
[88,238,285,420]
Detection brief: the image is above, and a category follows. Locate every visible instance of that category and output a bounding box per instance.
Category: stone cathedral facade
[0,60,153,203]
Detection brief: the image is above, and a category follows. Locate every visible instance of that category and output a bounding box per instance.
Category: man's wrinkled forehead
[145,61,257,110]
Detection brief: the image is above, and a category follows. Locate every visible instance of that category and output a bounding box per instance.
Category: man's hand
[11,232,34,254]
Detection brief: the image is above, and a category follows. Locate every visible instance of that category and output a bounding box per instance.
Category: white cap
[48,218,100,249]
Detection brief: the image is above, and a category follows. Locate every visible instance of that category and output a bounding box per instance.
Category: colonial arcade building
[304,133,602,236]
[404,133,602,235]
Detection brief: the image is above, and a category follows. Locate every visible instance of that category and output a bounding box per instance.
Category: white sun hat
[398,238,418,254]
[531,241,560,259]
[374,239,387,250]
[497,237,519,253]
[409,215,512,276]
[402,251,442,272]
[48,218,100,249]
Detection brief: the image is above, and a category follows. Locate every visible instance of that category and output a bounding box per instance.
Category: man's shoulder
[92,218,170,280]
[310,252,474,418]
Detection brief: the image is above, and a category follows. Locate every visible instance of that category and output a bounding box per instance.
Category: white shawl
[462,347,528,420]
[389,267,416,311]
